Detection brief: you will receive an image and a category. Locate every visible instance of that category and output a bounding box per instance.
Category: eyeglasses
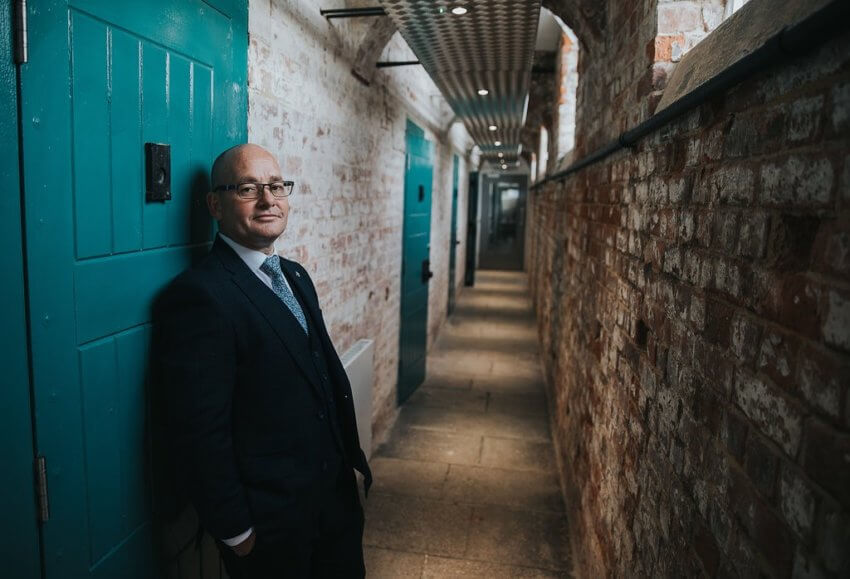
[213,181,295,199]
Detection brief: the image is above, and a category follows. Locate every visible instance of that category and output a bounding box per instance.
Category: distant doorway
[478,174,528,270]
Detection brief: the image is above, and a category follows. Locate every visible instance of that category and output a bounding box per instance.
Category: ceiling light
[494,140,502,146]
[497,152,504,158]
[451,6,468,15]
[501,164,508,169]
[488,125,497,131]
[477,88,489,96]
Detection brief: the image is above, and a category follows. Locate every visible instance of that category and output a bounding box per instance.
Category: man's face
[207,147,289,253]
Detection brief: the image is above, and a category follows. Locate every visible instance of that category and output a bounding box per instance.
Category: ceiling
[379,0,542,161]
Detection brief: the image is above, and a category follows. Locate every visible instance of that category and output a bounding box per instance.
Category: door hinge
[14,0,28,64]
[35,455,49,523]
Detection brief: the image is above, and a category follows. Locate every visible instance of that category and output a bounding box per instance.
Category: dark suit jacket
[157,236,371,544]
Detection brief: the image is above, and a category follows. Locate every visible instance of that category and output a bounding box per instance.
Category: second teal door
[398,120,433,403]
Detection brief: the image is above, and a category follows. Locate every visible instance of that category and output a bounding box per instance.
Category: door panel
[398,120,433,404]
[19,0,247,575]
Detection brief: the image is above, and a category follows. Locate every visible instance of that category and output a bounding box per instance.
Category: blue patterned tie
[260,256,309,334]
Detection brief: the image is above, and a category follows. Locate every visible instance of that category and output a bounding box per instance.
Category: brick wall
[528,22,850,579]
[248,0,471,447]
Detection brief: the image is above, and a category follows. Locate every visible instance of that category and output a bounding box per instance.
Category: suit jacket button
[318,411,325,420]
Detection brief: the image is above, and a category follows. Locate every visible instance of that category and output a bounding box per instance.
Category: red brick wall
[528,29,850,577]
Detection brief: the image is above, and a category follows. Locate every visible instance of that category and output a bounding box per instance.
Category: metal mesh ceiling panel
[380,0,542,156]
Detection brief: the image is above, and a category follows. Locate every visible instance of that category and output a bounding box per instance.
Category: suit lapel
[212,239,322,396]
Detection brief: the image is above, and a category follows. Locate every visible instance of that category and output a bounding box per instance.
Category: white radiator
[340,339,374,459]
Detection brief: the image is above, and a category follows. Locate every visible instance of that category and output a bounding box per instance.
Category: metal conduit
[532,0,850,190]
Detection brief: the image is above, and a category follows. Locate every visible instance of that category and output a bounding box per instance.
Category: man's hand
[230,530,256,557]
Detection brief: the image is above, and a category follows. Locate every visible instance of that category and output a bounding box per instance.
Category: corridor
[363,271,571,577]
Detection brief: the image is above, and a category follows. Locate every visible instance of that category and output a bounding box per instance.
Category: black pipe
[320,7,386,19]
[376,61,421,68]
[532,0,849,190]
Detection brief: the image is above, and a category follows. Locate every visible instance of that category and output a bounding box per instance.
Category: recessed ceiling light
[494,140,502,146]
[501,164,508,169]
[497,152,504,158]
[451,6,468,15]
[488,125,497,131]
[477,88,489,96]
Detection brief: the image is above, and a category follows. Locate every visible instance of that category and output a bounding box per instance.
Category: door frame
[447,154,460,315]
[1,2,42,576]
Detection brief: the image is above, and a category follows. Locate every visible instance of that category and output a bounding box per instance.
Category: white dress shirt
[216,233,292,547]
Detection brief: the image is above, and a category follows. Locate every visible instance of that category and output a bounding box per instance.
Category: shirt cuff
[222,527,254,547]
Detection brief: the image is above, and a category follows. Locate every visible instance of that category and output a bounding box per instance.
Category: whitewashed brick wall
[248,0,473,445]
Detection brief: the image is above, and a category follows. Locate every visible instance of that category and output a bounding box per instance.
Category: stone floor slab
[487,391,549,417]
[369,457,449,499]
[480,437,558,473]
[378,426,482,466]
[442,464,564,512]
[364,494,472,558]
[398,406,551,442]
[466,505,571,571]
[422,556,566,578]
[406,386,488,413]
[364,547,425,578]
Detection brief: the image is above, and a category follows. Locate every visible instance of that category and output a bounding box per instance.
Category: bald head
[211,143,279,191]
[206,143,289,254]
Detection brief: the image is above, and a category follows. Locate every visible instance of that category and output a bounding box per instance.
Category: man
[158,144,371,577]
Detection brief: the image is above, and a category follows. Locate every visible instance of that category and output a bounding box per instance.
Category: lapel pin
[295,271,301,278]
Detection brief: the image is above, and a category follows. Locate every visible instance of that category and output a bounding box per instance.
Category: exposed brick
[694,165,755,205]
[728,464,796,576]
[730,312,761,365]
[815,498,850,574]
[779,464,817,541]
[802,419,850,506]
[736,212,768,259]
[797,343,846,421]
[734,370,803,458]
[822,289,850,353]
[657,2,705,35]
[743,433,779,500]
[793,547,833,579]
[831,80,850,134]
[757,329,799,392]
[760,156,834,208]
[721,407,749,463]
[787,95,825,144]
[813,214,850,277]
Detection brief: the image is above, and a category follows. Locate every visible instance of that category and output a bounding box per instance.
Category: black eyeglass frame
[213,180,295,199]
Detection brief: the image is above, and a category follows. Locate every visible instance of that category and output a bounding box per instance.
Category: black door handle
[421,259,434,283]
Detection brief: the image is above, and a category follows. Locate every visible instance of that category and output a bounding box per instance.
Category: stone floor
[363,271,572,578]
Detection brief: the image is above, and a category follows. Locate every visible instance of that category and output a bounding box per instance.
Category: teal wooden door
[398,120,433,403]
[447,154,460,315]
[18,0,247,576]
